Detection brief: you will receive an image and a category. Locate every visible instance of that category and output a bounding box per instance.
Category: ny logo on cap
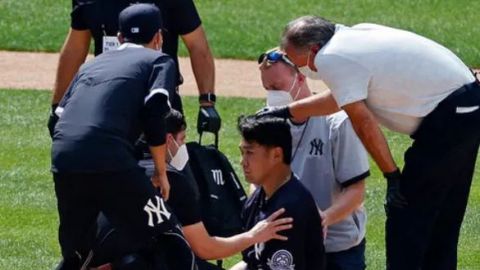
[131,27,139,33]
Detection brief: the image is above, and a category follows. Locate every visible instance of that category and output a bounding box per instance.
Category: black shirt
[52,45,175,173]
[71,0,201,85]
[140,159,202,226]
[166,167,202,226]
[242,176,326,270]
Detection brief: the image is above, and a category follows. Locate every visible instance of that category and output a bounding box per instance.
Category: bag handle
[198,130,219,149]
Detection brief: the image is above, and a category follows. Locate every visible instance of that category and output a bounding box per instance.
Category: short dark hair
[165,109,186,135]
[237,115,292,165]
[281,15,335,53]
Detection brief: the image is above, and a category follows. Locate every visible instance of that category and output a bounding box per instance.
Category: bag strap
[216,150,247,204]
[198,130,219,149]
[80,227,116,269]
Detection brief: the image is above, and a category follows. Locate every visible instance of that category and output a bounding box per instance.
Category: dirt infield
[0,50,328,98]
[2,50,477,98]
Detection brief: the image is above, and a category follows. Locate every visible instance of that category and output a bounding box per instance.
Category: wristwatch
[199,93,216,103]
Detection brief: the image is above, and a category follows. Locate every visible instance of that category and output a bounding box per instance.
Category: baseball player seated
[87,110,294,270]
[231,115,325,270]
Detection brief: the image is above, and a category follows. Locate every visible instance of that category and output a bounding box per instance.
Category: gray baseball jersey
[289,111,370,252]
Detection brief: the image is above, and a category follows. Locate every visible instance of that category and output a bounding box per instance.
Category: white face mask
[168,138,189,171]
[266,73,301,106]
[298,51,321,80]
[266,91,293,107]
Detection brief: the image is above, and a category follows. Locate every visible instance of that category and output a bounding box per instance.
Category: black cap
[118,3,162,44]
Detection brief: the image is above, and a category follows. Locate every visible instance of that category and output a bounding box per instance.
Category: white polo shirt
[314,23,475,134]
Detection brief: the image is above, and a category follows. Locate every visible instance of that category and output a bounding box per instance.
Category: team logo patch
[309,138,324,156]
[211,169,224,185]
[143,195,171,227]
[254,242,265,260]
[267,249,295,270]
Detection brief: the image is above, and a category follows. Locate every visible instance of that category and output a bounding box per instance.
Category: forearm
[343,101,397,173]
[183,26,215,95]
[52,50,87,104]
[323,181,365,226]
[52,29,90,104]
[353,117,397,173]
[189,47,215,95]
[289,90,340,119]
[187,208,291,259]
[201,232,255,260]
[149,144,167,178]
[184,223,255,260]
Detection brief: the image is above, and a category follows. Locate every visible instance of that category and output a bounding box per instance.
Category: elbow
[193,245,218,260]
[183,223,223,260]
[193,246,209,260]
[196,252,214,261]
[189,238,220,260]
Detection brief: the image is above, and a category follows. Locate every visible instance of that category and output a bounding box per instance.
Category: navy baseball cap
[118,3,163,44]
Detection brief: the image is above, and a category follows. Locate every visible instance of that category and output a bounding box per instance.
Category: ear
[155,31,163,48]
[272,146,284,164]
[117,33,125,44]
[311,44,321,54]
[166,133,174,144]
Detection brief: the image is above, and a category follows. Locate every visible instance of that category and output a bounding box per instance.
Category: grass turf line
[0,0,479,67]
[0,89,479,269]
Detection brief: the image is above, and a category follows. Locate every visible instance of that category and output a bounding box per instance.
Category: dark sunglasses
[257,50,295,67]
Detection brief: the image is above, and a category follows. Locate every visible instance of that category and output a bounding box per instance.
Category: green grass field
[0,0,479,66]
[1,0,480,268]
[1,90,479,269]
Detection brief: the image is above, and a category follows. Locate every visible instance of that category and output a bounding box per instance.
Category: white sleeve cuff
[144,88,171,107]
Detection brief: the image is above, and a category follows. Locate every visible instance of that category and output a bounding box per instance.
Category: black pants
[87,213,197,270]
[53,167,192,270]
[386,82,480,270]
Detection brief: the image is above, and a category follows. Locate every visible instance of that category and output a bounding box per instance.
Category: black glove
[197,105,221,134]
[47,104,59,138]
[256,105,292,119]
[384,169,408,208]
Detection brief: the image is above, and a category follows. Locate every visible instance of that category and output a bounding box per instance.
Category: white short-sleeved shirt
[289,111,370,252]
[314,23,475,134]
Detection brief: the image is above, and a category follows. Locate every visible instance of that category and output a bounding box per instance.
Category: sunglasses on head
[257,49,295,68]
